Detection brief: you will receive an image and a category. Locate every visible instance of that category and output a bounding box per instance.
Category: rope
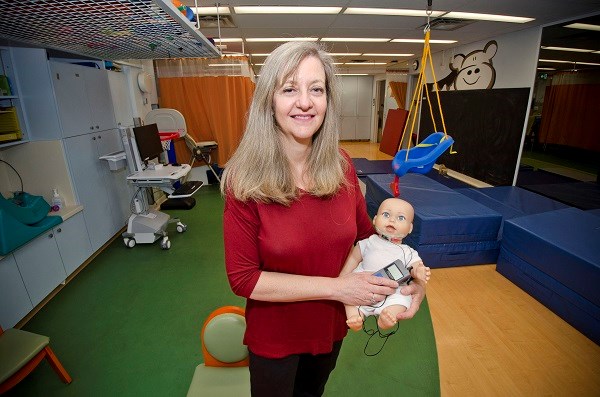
[397,0,456,158]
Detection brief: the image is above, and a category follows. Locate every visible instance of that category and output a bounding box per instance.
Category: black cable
[0,159,24,194]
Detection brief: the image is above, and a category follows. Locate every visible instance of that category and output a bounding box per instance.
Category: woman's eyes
[280,86,325,94]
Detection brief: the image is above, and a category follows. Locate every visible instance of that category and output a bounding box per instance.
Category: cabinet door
[51,62,93,138]
[108,70,134,128]
[64,134,116,251]
[97,129,130,226]
[13,231,66,307]
[84,67,117,132]
[54,212,92,276]
[0,254,33,329]
[340,116,357,140]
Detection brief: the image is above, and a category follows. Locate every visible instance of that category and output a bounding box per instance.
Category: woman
[221,41,426,397]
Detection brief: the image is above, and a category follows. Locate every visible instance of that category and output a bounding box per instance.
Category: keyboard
[169,180,204,198]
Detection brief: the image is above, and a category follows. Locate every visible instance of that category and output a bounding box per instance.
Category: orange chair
[0,326,72,394]
[187,306,250,396]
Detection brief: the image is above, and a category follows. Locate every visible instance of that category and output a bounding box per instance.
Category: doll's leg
[378,304,407,330]
[345,304,364,331]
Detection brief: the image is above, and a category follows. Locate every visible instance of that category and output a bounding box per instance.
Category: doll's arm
[339,244,363,276]
[409,260,431,283]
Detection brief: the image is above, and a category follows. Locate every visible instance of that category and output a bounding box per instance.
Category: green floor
[7,185,439,396]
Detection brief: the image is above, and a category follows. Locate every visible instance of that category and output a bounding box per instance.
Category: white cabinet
[340,75,373,140]
[13,230,67,307]
[64,129,127,251]
[54,212,92,276]
[0,47,29,147]
[51,61,116,138]
[108,70,134,127]
[0,254,33,329]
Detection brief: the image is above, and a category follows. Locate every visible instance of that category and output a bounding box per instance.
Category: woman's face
[272,55,327,146]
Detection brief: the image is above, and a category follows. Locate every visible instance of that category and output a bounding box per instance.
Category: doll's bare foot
[346,315,364,331]
[377,311,398,330]
[413,263,431,283]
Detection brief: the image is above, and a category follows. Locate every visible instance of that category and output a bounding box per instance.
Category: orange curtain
[389,81,407,110]
[538,83,600,152]
[157,76,255,167]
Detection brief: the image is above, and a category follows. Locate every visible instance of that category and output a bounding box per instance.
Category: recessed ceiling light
[336,73,369,76]
[250,53,270,57]
[214,38,243,42]
[541,46,595,53]
[208,63,243,67]
[344,62,387,65]
[442,12,534,23]
[246,38,319,42]
[363,53,414,57]
[234,6,341,14]
[321,38,390,42]
[344,8,445,17]
[330,53,362,56]
[191,6,230,15]
[391,39,456,44]
[564,23,600,32]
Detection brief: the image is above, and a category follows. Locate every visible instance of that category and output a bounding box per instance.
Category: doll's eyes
[382,211,390,218]
[397,215,406,222]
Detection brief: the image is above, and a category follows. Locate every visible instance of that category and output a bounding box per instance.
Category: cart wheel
[176,222,187,233]
[161,237,171,250]
[124,238,136,248]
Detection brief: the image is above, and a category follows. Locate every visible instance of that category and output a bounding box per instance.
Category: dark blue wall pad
[497,247,599,345]
[364,174,502,245]
[501,208,600,307]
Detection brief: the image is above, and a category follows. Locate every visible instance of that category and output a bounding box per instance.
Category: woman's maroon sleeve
[223,194,262,298]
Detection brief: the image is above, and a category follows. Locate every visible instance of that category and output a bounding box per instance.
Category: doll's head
[373,198,414,243]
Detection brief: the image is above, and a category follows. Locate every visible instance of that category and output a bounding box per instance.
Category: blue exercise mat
[352,158,393,175]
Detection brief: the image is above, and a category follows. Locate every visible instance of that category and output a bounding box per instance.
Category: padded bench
[364,174,502,267]
[496,207,600,344]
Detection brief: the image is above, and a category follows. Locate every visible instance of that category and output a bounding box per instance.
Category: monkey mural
[430,40,498,91]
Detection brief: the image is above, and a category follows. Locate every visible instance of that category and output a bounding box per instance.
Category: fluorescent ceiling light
[344,8,445,17]
[541,46,594,53]
[537,67,556,70]
[344,62,387,65]
[391,39,456,44]
[250,53,270,57]
[564,23,600,32]
[246,37,319,42]
[538,59,574,64]
[234,6,341,14]
[330,53,361,56]
[443,12,534,23]
[208,63,243,67]
[214,38,243,42]
[321,38,390,42]
[336,73,369,76]
[363,53,413,57]
[537,59,600,66]
[191,6,230,15]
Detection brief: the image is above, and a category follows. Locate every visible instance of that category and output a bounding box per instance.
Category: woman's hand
[396,280,426,321]
[334,272,398,306]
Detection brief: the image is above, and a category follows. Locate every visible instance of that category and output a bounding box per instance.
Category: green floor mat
[7,185,439,396]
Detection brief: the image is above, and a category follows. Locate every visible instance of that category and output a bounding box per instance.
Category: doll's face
[373,198,414,240]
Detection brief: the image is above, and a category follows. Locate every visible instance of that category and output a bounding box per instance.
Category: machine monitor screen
[133,123,163,163]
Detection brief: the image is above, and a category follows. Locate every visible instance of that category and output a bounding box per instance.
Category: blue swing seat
[392,132,454,177]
